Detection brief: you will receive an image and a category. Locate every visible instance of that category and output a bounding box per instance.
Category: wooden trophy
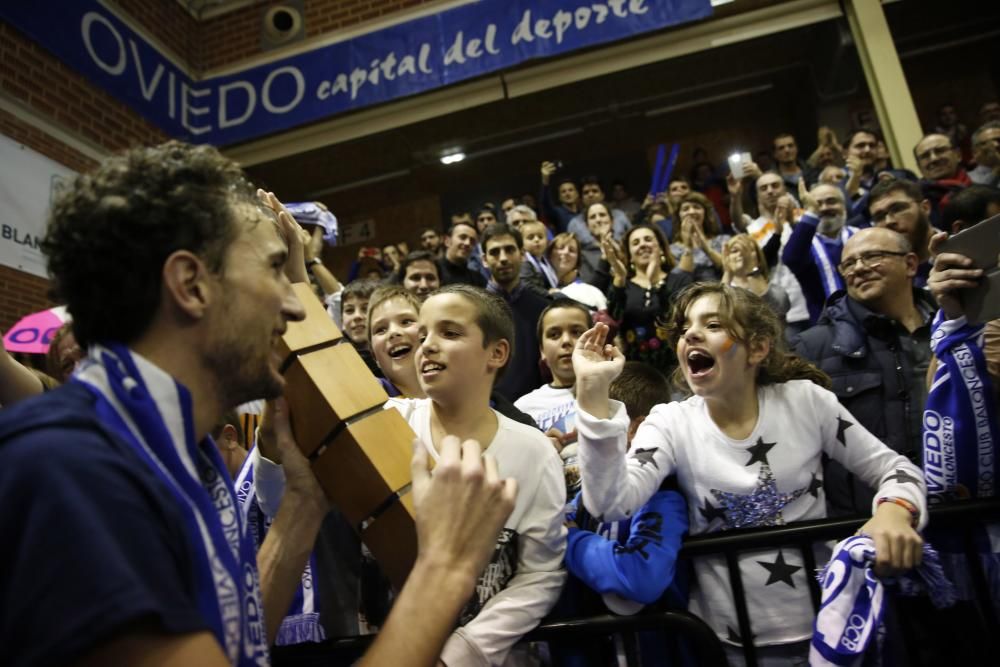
[277,283,418,589]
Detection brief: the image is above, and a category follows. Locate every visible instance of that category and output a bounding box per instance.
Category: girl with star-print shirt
[571,283,927,659]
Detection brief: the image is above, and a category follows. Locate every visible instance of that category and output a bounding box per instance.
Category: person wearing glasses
[791,227,937,517]
[913,133,973,229]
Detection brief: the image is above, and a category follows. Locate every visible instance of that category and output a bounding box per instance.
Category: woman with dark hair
[670,191,730,282]
[606,223,692,373]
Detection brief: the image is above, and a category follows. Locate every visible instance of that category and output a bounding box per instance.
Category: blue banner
[2,1,712,146]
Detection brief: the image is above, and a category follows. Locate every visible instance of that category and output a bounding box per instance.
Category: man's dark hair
[447,220,477,237]
[609,361,670,419]
[420,226,440,236]
[342,278,380,307]
[580,175,604,192]
[481,223,523,251]
[555,176,578,190]
[394,250,440,283]
[475,207,497,221]
[773,132,796,146]
[913,132,958,160]
[42,141,257,348]
[869,176,924,208]
[535,299,593,342]
[431,284,515,379]
[941,185,1000,232]
[844,127,882,148]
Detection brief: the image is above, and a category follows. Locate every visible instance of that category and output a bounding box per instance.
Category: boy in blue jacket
[555,362,689,665]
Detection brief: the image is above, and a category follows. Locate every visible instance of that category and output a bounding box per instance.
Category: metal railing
[273,498,999,667]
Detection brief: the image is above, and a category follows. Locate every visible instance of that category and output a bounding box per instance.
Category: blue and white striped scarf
[811,536,955,666]
[234,450,326,645]
[73,343,269,665]
[923,312,1000,614]
[810,225,856,298]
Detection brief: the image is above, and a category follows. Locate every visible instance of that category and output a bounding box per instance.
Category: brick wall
[199,0,439,71]
[0,16,168,331]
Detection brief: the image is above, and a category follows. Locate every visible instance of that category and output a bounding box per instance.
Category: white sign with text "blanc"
[0,135,76,278]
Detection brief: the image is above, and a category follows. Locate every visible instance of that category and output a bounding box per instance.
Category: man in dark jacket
[793,227,937,516]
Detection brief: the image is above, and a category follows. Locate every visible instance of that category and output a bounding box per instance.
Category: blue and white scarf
[925,312,999,501]
[73,343,268,665]
[923,312,1000,614]
[235,450,325,645]
[811,536,956,666]
[525,253,559,289]
[811,226,856,298]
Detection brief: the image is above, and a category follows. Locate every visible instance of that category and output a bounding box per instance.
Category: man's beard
[817,213,846,236]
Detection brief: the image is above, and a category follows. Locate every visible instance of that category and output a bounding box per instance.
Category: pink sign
[3,306,68,354]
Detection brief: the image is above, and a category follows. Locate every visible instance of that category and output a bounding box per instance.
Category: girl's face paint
[721,337,737,356]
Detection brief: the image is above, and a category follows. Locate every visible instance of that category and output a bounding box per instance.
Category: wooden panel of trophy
[283,345,387,458]
[276,282,343,362]
[280,283,418,589]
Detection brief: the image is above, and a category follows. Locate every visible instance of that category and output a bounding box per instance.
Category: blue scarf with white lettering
[924,312,999,501]
[74,344,268,665]
[811,536,955,666]
[234,450,325,645]
[923,312,1000,615]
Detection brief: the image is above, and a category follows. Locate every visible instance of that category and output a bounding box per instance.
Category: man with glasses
[793,227,937,516]
[969,121,1000,187]
[914,133,972,229]
[868,177,935,287]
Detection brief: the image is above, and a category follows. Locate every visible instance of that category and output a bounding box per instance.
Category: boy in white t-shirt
[388,284,567,667]
[514,300,592,499]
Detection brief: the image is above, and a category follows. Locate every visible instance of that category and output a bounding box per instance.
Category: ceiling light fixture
[440,149,465,165]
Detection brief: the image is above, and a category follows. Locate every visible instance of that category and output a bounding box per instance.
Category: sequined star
[710,464,807,529]
[744,437,776,467]
[836,417,853,446]
[699,498,726,524]
[885,468,921,486]
[757,549,801,587]
[807,473,823,498]
[631,448,659,469]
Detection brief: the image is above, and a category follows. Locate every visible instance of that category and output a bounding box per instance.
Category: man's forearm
[256,490,326,646]
[358,558,475,667]
[310,262,341,296]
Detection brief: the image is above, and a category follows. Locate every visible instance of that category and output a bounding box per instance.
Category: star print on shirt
[807,473,823,498]
[885,468,921,486]
[710,464,807,529]
[757,549,801,587]
[744,437,776,467]
[631,448,659,469]
[836,416,853,446]
[699,498,727,524]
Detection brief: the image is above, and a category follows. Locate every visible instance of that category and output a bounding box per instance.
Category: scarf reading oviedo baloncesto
[924,312,1000,612]
[74,343,269,666]
[235,448,325,645]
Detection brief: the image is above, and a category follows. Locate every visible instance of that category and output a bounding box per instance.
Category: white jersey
[386,398,567,666]
[575,380,926,646]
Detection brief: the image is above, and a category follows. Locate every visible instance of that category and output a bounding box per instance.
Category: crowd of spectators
[2,100,1000,667]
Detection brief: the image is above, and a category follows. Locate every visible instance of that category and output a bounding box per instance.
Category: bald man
[793,227,937,516]
[782,183,862,323]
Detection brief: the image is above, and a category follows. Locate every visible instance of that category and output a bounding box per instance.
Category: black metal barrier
[680,497,1000,667]
[273,499,998,667]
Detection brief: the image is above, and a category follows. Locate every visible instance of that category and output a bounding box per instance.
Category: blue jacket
[565,487,688,606]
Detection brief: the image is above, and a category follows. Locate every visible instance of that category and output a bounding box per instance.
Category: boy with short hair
[519,220,558,291]
[566,361,688,614]
[390,284,566,666]
[515,300,592,499]
[339,278,381,375]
